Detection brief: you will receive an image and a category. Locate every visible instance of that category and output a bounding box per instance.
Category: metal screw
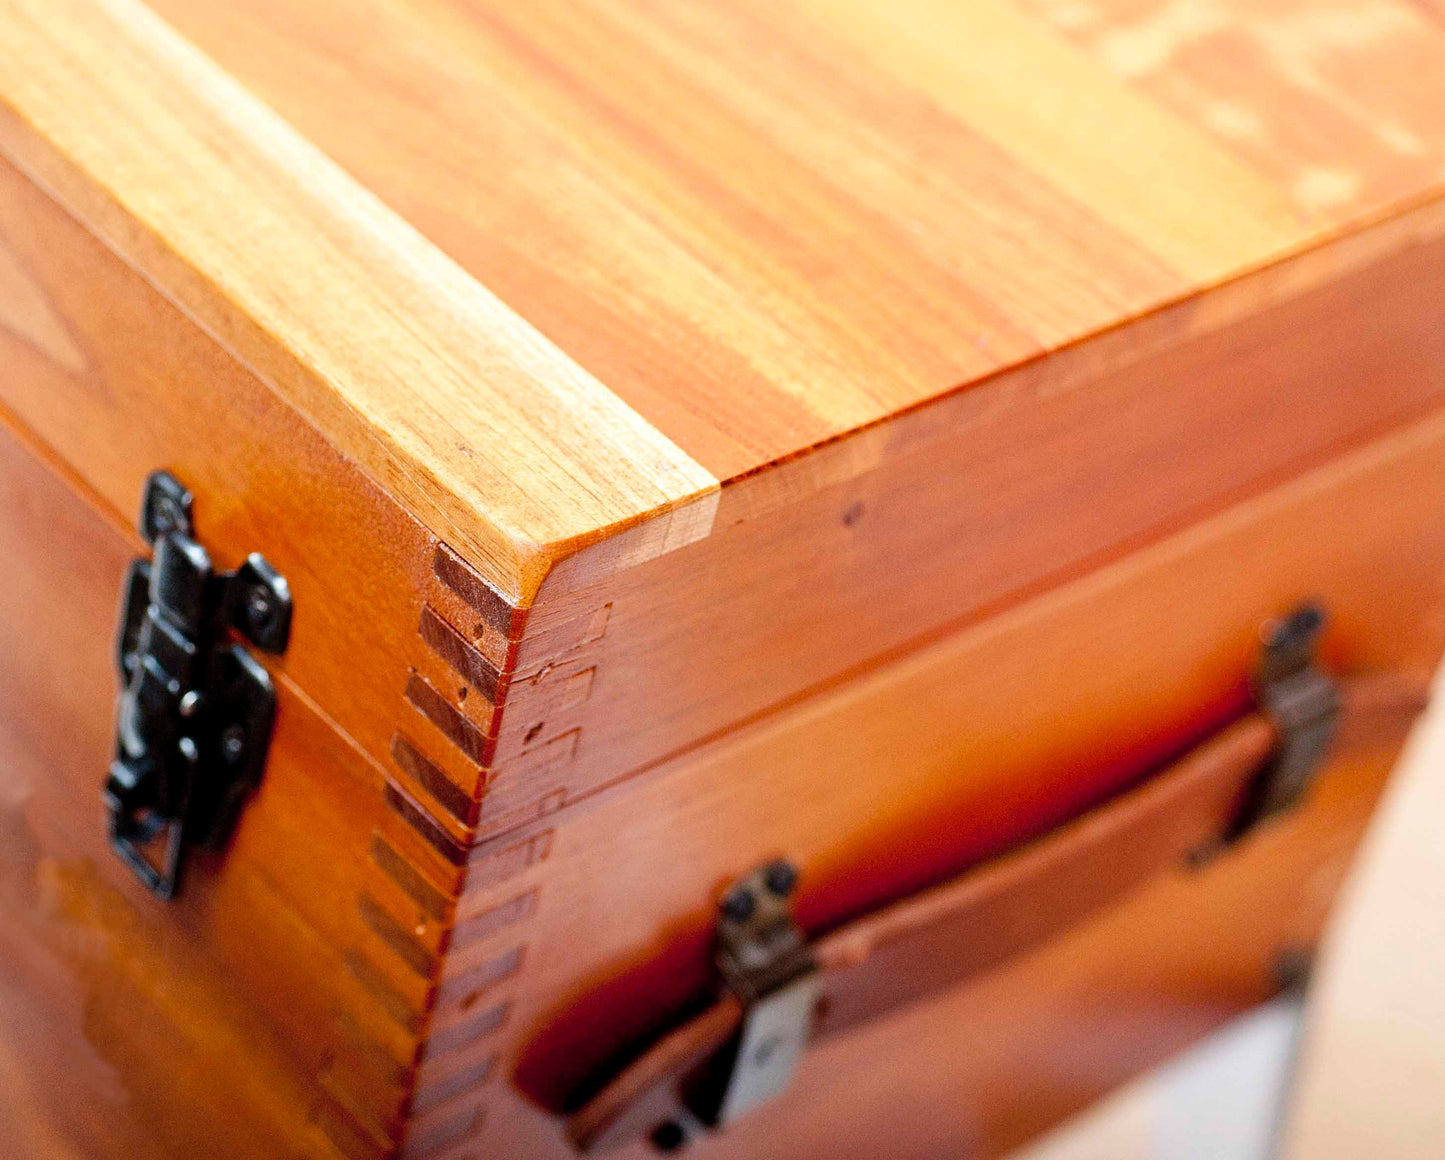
[720,885,756,924]
[178,690,202,719]
[763,859,798,897]
[1272,946,1314,994]
[152,494,184,537]
[649,1121,688,1153]
[246,586,275,632]
[220,724,246,765]
[752,1031,786,1067]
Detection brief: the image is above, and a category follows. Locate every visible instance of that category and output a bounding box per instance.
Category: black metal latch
[104,471,292,900]
[684,860,819,1132]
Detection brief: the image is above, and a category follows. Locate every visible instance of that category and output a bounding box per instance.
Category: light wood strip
[0,0,718,604]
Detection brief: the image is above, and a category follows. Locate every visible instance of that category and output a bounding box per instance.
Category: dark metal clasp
[104,471,292,899]
[1229,603,1341,841]
[683,860,819,1132]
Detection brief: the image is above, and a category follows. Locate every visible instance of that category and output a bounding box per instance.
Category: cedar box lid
[4,0,1444,601]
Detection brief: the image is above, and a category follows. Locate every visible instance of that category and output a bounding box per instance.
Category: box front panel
[504,229,1445,838]
[0,406,450,1158]
[0,152,523,806]
[458,408,1445,1157]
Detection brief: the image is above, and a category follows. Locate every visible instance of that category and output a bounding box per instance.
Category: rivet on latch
[139,469,193,543]
[220,723,247,765]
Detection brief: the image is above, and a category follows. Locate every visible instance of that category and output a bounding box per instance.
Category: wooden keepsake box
[3,1,1445,1157]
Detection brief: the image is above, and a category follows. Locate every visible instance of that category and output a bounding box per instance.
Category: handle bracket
[686,861,819,1130]
[1230,603,1341,840]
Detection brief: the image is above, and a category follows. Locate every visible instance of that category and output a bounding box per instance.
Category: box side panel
[468,741,1401,1160]
[479,230,1445,842]
[441,408,1445,1155]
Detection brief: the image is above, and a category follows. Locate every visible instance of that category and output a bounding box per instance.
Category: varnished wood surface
[0,310,619,1158]
[2,353,1439,1159]
[4,0,1445,602]
[0,0,718,605]
[495,230,1445,840]
[472,407,1445,1155]
[696,736,1405,1160]
[1,2,1444,1157]
[145,0,1445,484]
[567,674,1430,1151]
[0,410,392,1159]
[0,298,582,1159]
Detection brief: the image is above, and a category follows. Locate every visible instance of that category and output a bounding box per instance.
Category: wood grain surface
[565,673,1431,1152]
[0,0,718,604]
[4,347,1439,1160]
[144,0,1445,483]
[2,1,1444,1157]
[4,0,1445,601]
[475,406,1445,1157]
[491,226,1445,844]
[0,407,418,1160]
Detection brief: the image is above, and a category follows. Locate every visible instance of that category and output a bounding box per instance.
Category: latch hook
[104,471,292,899]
